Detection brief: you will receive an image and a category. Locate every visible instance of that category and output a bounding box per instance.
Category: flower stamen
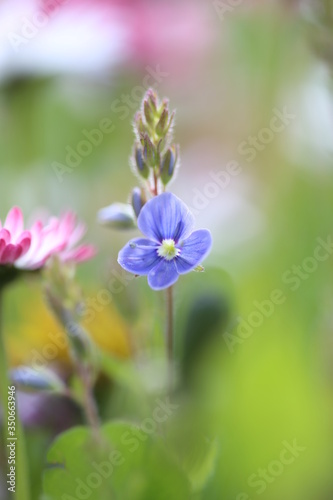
[157,239,180,261]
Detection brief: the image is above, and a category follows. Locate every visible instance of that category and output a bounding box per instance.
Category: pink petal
[57,212,76,245]
[17,236,31,258]
[0,239,6,260]
[0,244,21,264]
[14,211,94,269]
[0,228,11,245]
[37,239,67,262]
[61,245,96,263]
[66,222,86,249]
[4,207,24,241]
[14,223,42,269]
[43,217,59,235]
[60,212,76,231]
[17,230,31,245]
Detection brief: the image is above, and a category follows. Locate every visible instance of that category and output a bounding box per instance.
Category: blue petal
[138,192,195,243]
[118,238,159,275]
[148,259,179,290]
[175,230,212,274]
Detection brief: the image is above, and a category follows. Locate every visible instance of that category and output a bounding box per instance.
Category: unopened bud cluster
[132,89,178,191]
[98,89,180,231]
[45,284,98,374]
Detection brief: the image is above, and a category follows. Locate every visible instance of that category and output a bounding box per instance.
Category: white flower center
[157,239,180,261]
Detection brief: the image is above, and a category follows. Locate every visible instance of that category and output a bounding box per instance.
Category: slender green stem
[0,287,9,476]
[0,288,30,500]
[0,288,8,422]
[166,286,174,392]
[45,288,100,438]
[16,418,30,500]
[79,364,100,438]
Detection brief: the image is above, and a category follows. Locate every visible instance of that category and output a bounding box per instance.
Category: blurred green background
[1,0,333,499]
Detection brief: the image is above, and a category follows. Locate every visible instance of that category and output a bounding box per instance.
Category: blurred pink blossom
[0,0,214,81]
[0,207,95,269]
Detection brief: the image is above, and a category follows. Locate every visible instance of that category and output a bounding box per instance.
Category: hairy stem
[153,170,158,196]
[80,365,100,437]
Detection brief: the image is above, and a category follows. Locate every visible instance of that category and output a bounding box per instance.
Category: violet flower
[118,193,212,290]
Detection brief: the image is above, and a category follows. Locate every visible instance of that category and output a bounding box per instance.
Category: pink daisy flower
[0,207,95,269]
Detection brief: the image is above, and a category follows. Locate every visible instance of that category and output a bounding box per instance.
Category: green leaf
[185,437,219,492]
[167,417,219,493]
[43,421,190,500]
[100,352,144,396]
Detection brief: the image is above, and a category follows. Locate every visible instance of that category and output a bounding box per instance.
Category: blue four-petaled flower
[118,193,212,290]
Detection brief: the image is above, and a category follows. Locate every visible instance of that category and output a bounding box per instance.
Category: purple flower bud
[134,147,149,179]
[10,366,65,393]
[160,146,177,185]
[97,203,136,229]
[131,187,146,218]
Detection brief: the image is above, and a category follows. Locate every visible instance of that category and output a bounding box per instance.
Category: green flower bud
[144,99,155,127]
[156,108,169,137]
[10,366,65,393]
[146,88,158,113]
[97,203,136,229]
[43,257,82,314]
[65,320,94,363]
[45,290,98,371]
[161,97,169,111]
[142,134,156,167]
[133,112,145,137]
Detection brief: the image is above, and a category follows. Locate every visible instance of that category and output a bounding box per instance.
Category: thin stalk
[153,170,158,196]
[0,288,9,500]
[166,286,174,392]
[79,364,100,438]
[16,418,30,500]
[0,288,30,500]
[0,288,8,426]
